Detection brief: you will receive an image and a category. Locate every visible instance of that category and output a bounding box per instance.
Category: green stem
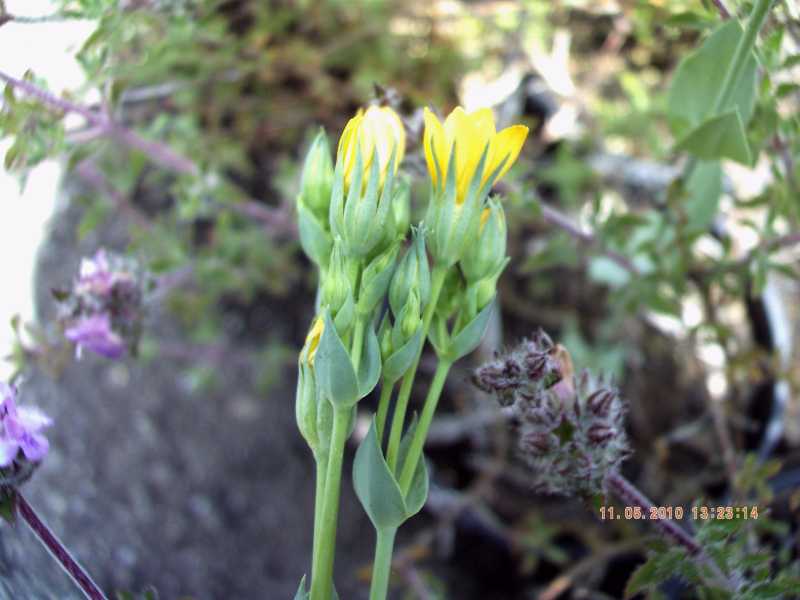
[311,452,329,576]
[711,0,774,115]
[375,381,393,443]
[683,0,774,181]
[398,359,452,493]
[385,265,448,471]
[310,406,351,600]
[368,528,397,600]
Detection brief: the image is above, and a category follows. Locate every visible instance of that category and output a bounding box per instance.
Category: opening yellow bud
[423,106,529,204]
[302,316,325,366]
[337,106,406,191]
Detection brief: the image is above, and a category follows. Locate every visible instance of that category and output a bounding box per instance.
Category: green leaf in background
[675,110,752,164]
[683,160,723,233]
[315,311,359,408]
[353,419,407,530]
[588,256,631,288]
[667,20,758,138]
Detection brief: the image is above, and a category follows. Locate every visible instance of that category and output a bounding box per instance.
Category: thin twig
[539,203,640,276]
[604,471,738,594]
[16,491,109,600]
[711,0,732,19]
[0,69,197,176]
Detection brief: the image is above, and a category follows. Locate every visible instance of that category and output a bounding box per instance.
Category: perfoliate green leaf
[675,111,752,164]
[315,311,359,407]
[667,20,758,138]
[382,327,423,383]
[397,417,429,517]
[443,298,495,362]
[357,323,381,398]
[353,419,407,530]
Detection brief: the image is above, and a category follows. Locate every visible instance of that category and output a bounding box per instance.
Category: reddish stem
[16,491,108,600]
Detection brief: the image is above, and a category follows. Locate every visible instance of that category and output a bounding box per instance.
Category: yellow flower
[337,106,406,190]
[302,316,325,366]
[423,106,528,203]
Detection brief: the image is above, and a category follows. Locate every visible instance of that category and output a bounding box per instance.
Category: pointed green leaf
[684,160,722,232]
[667,20,758,138]
[358,323,381,398]
[398,416,429,517]
[624,556,660,598]
[383,327,423,383]
[445,299,496,362]
[675,111,752,164]
[315,311,359,407]
[297,204,332,267]
[353,419,406,529]
[293,575,309,600]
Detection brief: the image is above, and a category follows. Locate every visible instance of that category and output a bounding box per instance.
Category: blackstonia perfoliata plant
[293,104,528,600]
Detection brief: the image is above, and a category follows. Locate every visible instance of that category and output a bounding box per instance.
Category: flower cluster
[474,332,629,497]
[57,249,149,359]
[293,102,528,600]
[0,382,51,469]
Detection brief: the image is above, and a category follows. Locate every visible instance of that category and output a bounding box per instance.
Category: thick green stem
[375,381,393,443]
[368,528,397,600]
[398,359,452,493]
[311,453,328,577]
[310,406,351,600]
[385,265,448,471]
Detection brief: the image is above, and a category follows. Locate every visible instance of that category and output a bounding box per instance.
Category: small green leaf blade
[315,311,359,407]
[353,419,407,530]
[445,299,496,362]
[675,111,752,164]
[357,323,381,398]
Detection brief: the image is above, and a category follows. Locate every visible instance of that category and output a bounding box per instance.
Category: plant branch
[16,491,108,600]
[604,471,737,593]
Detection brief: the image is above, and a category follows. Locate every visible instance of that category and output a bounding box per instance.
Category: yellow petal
[485,124,529,185]
[423,107,447,187]
[303,316,325,366]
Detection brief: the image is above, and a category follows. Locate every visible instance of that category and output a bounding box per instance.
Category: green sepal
[353,418,407,530]
[397,416,429,518]
[295,362,318,452]
[297,204,332,269]
[674,110,752,164]
[332,290,355,334]
[382,326,424,384]
[357,241,400,317]
[315,310,359,407]
[357,322,382,398]
[292,576,309,600]
[438,298,496,362]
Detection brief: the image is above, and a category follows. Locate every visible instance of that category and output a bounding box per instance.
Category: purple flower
[0,382,52,468]
[64,313,126,359]
[75,249,133,297]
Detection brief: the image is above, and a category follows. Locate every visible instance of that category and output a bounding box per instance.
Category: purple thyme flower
[75,249,134,297]
[64,313,126,359]
[0,382,52,467]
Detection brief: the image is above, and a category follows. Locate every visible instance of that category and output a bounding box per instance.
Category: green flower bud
[392,290,421,349]
[299,130,335,221]
[389,226,431,317]
[357,240,400,317]
[435,267,465,321]
[460,199,507,283]
[388,178,411,241]
[321,242,355,332]
[379,318,394,360]
[330,144,398,258]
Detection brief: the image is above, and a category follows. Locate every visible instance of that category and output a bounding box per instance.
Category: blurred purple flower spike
[64,313,126,359]
[0,382,52,468]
